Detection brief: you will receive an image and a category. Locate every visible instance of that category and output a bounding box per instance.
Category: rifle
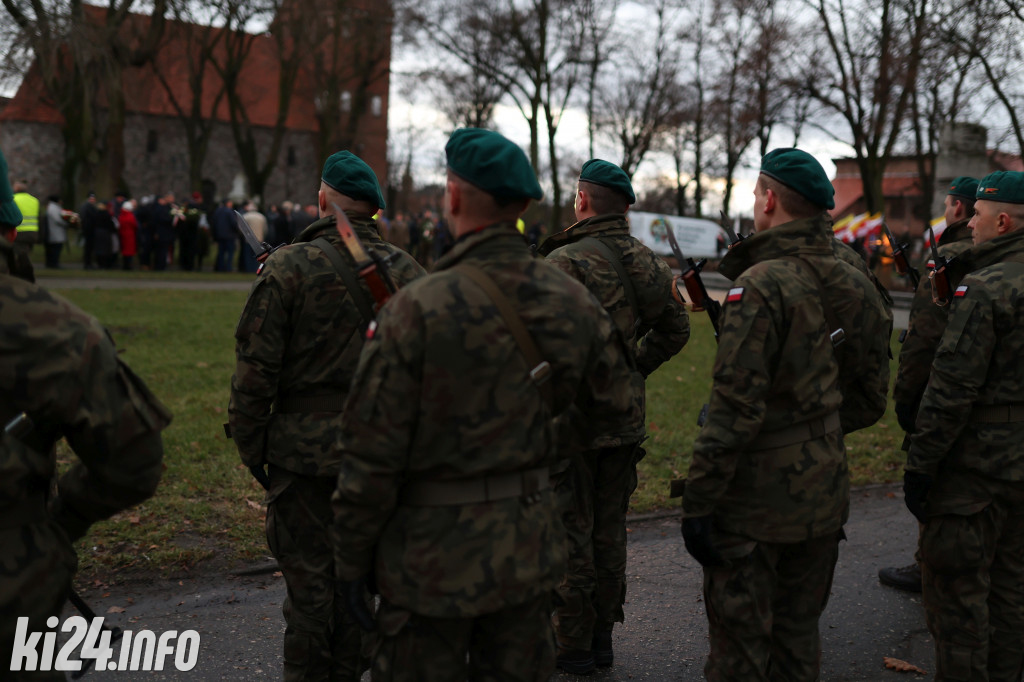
[926,222,952,307]
[880,220,920,290]
[664,223,722,340]
[719,210,746,248]
[331,204,399,311]
[233,210,284,275]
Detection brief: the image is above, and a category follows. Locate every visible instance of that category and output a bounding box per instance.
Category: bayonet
[331,204,397,310]
[664,223,722,340]
[719,210,745,247]
[926,222,951,306]
[880,219,920,290]
[232,210,282,274]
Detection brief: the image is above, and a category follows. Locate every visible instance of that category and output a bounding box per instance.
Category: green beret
[946,176,979,200]
[976,171,1024,204]
[321,151,386,209]
[445,128,542,201]
[579,159,635,204]
[0,148,22,228]
[759,148,835,210]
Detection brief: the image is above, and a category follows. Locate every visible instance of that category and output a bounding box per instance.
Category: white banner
[627,211,723,258]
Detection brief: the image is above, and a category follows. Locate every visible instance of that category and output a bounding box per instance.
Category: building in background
[0,0,390,207]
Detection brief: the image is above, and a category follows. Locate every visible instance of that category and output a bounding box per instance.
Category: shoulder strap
[783,256,846,347]
[580,237,641,339]
[451,264,554,413]
[312,236,375,330]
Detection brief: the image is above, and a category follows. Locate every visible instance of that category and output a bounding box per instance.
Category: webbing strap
[783,256,846,346]
[751,412,841,450]
[451,264,553,413]
[311,236,375,330]
[581,237,641,340]
[401,467,550,506]
[973,403,1024,423]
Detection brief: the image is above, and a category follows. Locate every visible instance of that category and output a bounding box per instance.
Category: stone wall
[0,114,358,208]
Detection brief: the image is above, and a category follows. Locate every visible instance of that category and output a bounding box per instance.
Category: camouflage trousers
[702,530,841,682]
[919,473,1024,682]
[0,522,76,681]
[370,593,555,681]
[553,443,642,650]
[266,466,369,682]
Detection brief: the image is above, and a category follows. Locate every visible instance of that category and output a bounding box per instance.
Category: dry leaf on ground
[883,656,927,674]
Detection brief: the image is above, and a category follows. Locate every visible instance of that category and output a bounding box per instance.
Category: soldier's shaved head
[318,182,376,218]
[444,171,528,237]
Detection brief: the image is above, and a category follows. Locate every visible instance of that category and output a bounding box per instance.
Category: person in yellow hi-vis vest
[12,180,39,251]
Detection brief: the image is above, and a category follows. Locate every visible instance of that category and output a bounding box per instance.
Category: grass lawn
[53,287,906,580]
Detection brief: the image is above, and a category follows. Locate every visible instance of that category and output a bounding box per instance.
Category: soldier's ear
[446,179,461,216]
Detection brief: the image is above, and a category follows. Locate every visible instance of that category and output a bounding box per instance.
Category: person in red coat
[119,200,138,270]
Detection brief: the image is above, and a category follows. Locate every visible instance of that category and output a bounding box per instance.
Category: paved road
[68,485,932,681]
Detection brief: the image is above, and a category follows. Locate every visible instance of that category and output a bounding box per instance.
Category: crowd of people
[6,181,343,274]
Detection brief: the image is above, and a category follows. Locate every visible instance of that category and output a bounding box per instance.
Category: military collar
[948,226,1024,281]
[718,214,834,281]
[536,213,628,256]
[433,222,526,271]
[939,218,972,246]
[294,212,380,244]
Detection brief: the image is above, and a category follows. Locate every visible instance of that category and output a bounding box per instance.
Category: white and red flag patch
[727,287,744,302]
[954,285,969,297]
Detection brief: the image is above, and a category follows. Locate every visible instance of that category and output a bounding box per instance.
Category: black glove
[340,577,375,631]
[249,465,270,491]
[681,515,725,568]
[894,401,919,434]
[903,471,933,524]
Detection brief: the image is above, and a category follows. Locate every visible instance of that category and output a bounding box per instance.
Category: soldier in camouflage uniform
[538,159,690,673]
[329,128,641,681]
[906,171,1024,681]
[0,151,170,678]
[229,151,424,681]
[681,148,890,681]
[878,176,978,594]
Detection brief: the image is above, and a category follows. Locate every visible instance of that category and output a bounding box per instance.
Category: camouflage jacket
[0,235,34,282]
[330,223,640,618]
[683,216,890,543]
[0,274,170,542]
[539,214,690,377]
[892,220,973,410]
[908,227,1024,483]
[229,213,424,477]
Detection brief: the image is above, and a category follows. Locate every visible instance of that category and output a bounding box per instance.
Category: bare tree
[595,0,686,176]
[579,0,619,158]
[151,0,228,193]
[211,0,305,201]
[801,0,930,213]
[307,0,393,165]
[1,0,168,200]
[407,0,587,229]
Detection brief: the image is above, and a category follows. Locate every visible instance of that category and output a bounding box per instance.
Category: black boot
[591,630,613,667]
[556,648,595,675]
[878,563,922,592]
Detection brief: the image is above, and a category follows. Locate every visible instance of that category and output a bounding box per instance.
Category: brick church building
[0,1,390,208]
